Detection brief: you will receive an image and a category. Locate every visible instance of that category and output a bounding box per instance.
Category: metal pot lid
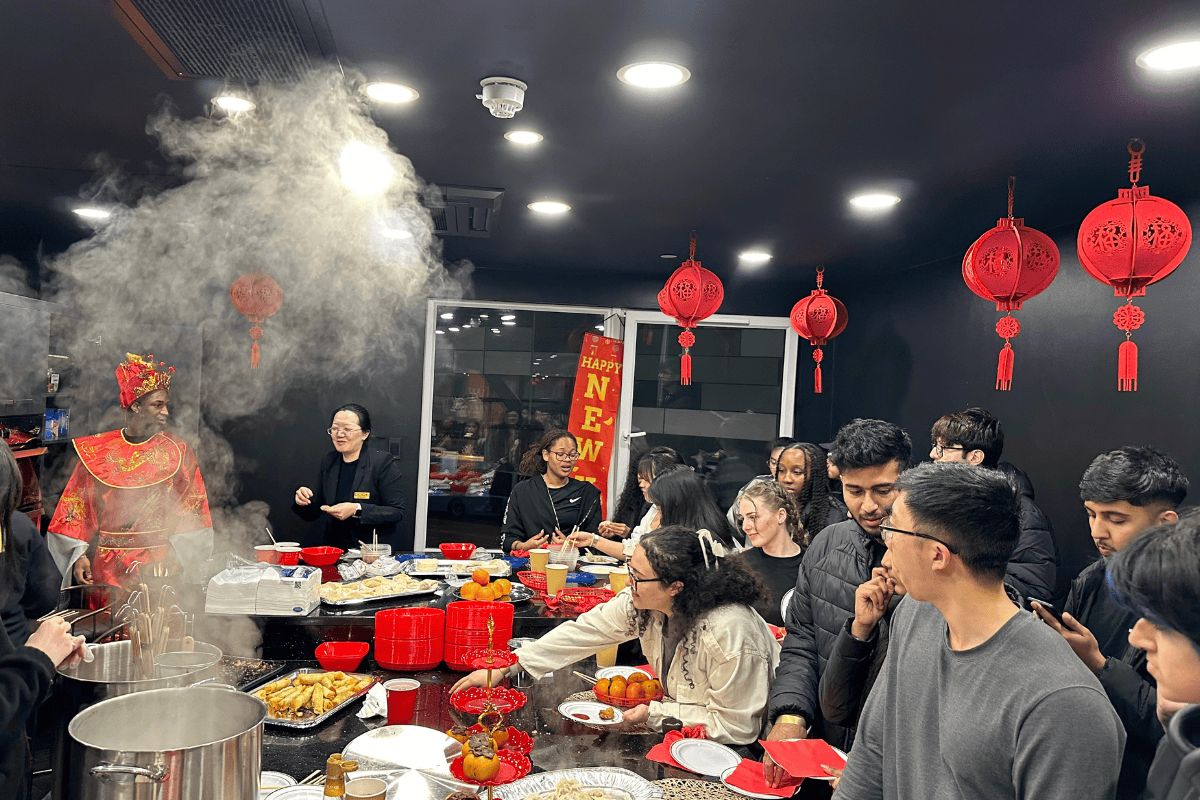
[69,685,266,751]
[263,787,324,800]
[341,725,460,772]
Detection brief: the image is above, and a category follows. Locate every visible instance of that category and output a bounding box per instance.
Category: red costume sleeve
[47,464,99,545]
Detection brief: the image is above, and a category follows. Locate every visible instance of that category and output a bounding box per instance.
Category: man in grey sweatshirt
[835,462,1125,800]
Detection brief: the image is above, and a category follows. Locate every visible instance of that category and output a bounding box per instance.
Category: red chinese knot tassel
[678,330,695,386]
[996,343,1014,391]
[813,347,824,394]
[250,324,264,370]
[1118,340,1138,392]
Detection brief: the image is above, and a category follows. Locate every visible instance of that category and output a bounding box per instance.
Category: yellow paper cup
[596,644,619,668]
[608,567,628,593]
[529,548,550,574]
[545,563,568,596]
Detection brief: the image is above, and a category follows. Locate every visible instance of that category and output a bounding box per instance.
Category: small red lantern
[1077,140,1191,391]
[962,177,1061,390]
[790,267,848,394]
[657,232,723,385]
[230,271,284,369]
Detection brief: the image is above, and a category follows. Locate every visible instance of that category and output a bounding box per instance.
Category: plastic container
[276,547,301,566]
[439,543,477,560]
[548,543,579,571]
[315,641,369,672]
[374,637,443,671]
[375,607,444,640]
[254,545,277,564]
[361,543,391,564]
[300,546,344,566]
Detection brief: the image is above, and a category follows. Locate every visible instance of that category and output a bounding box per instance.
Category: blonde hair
[738,479,808,547]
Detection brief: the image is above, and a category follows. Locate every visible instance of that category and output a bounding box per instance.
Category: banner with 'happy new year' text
[567,333,624,518]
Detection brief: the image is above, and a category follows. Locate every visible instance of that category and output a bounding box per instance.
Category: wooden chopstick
[572,670,598,685]
[297,770,323,785]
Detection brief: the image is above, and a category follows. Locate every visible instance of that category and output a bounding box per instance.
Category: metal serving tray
[319,581,441,607]
[402,559,512,578]
[502,767,664,800]
[259,668,376,729]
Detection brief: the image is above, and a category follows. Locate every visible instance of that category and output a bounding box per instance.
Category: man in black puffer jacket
[763,419,911,787]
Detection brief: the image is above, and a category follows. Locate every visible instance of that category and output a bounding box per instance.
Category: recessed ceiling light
[440,312,454,320]
[491,328,501,333]
[479,314,489,319]
[448,327,460,332]
[660,254,677,259]
[595,325,604,331]
[528,201,570,214]
[502,320,517,326]
[72,207,111,220]
[500,314,516,321]
[435,329,445,335]
[849,193,902,210]
[739,251,772,264]
[381,228,412,240]
[213,95,256,113]
[617,62,691,88]
[504,130,544,145]
[364,82,419,103]
[1137,41,1200,71]
[339,142,394,196]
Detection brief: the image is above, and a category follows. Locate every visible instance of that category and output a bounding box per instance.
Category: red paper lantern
[657,232,723,385]
[1077,140,1191,391]
[230,271,283,369]
[962,177,1061,391]
[790,268,848,394]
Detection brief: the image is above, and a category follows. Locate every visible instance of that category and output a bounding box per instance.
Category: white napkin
[356,683,388,718]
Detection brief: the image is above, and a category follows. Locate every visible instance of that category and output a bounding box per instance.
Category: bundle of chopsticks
[118,583,191,678]
[296,770,326,785]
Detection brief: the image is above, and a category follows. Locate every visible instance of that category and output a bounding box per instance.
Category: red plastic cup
[254,545,277,563]
[384,678,420,724]
[276,546,301,565]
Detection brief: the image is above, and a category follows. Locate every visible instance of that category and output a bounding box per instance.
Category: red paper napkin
[645,725,707,771]
[759,739,847,780]
[724,759,802,797]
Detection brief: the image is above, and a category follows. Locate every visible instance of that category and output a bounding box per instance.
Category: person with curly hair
[774,442,840,535]
[733,479,807,625]
[498,430,603,553]
[451,525,780,744]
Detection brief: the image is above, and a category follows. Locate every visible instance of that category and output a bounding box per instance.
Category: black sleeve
[578,483,603,533]
[1004,509,1057,603]
[15,514,60,622]
[358,454,404,527]
[292,456,328,522]
[1098,656,1164,749]
[499,481,533,553]
[819,617,879,728]
[767,556,820,727]
[0,625,56,745]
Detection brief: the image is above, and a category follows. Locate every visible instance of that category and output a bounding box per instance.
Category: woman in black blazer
[292,404,408,551]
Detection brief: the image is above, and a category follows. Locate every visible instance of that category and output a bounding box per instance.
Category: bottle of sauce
[322,754,358,798]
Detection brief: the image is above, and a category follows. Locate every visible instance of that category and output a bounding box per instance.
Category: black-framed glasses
[930,442,965,458]
[629,573,668,591]
[879,519,959,554]
[328,426,363,437]
[549,450,580,461]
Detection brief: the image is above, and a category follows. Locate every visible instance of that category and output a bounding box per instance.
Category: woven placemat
[562,690,655,734]
[654,778,743,800]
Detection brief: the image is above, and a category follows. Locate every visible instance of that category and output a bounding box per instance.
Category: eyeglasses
[549,451,580,461]
[629,573,668,591]
[328,427,363,437]
[930,443,965,458]
[879,518,959,554]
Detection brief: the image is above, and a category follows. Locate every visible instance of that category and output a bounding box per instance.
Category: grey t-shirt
[836,596,1126,800]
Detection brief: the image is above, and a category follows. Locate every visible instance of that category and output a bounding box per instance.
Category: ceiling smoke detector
[477,77,528,119]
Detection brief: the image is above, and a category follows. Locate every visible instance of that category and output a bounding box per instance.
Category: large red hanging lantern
[790,267,848,393]
[657,232,723,385]
[1077,140,1191,391]
[962,177,1061,391]
[230,271,284,369]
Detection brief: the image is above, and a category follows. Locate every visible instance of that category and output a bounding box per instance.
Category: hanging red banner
[567,333,624,518]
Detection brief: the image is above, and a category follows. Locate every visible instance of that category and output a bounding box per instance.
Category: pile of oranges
[460,568,514,602]
[594,671,664,706]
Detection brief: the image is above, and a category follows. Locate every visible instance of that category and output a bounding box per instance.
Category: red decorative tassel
[251,341,261,369]
[1118,339,1138,391]
[996,343,1014,391]
[680,353,691,385]
[814,364,823,394]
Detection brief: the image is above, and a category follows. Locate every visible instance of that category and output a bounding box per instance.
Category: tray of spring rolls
[318,573,442,606]
[251,668,377,728]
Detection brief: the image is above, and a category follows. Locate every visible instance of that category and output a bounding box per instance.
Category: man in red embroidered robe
[48,354,213,589]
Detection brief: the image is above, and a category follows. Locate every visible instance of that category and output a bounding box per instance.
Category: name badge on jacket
[354,492,370,500]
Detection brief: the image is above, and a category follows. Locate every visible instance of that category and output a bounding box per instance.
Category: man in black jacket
[928,407,1059,604]
[1032,445,1188,800]
[763,418,910,787]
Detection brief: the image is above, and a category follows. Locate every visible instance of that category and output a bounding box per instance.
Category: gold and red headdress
[115,353,174,408]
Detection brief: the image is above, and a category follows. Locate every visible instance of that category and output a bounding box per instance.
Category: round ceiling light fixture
[504,130,543,145]
[617,62,691,88]
[212,95,256,113]
[440,312,454,320]
[500,314,516,321]
[528,201,570,214]
[381,228,413,240]
[739,251,772,265]
[502,320,517,326]
[72,207,111,220]
[435,329,445,335]
[364,82,419,103]
[1136,41,1200,71]
[849,193,902,210]
[448,327,460,332]
[339,142,395,196]
[660,254,678,259]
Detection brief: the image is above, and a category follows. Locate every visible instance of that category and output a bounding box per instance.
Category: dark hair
[647,466,736,547]
[331,403,372,433]
[1079,446,1189,509]
[767,437,797,461]
[774,442,832,536]
[635,525,769,687]
[1108,516,1200,646]
[739,479,807,547]
[0,441,22,606]
[894,462,1021,581]
[830,418,911,473]
[518,429,577,476]
[610,447,684,527]
[930,407,1004,467]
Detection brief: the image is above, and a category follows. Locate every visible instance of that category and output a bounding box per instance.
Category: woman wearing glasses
[452,526,779,744]
[499,429,602,553]
[292,403,408,551]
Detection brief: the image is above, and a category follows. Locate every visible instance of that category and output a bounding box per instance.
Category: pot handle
[90,763,168,782]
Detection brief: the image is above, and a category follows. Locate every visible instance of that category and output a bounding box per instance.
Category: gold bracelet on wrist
[776,714,803,727]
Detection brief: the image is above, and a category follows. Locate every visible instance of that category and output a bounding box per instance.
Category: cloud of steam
[0,254,36,297]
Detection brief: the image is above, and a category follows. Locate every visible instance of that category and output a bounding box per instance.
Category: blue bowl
[566,572,596,585]
[501,556,529,570]
[395,553,423,563]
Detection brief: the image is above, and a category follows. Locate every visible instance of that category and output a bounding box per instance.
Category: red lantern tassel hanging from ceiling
[657,232,724,386]
[230,271,284,369]
[1077,140,1191,391]
[962,177,1060,391]
[790,267,848,394]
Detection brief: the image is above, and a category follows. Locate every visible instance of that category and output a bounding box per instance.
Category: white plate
[582,553,620,565]
[502,767,661,800]
[806,746,848,781]
[719,766,778,800]
[263,788,325,800]
[595,666,655,680]
[559,700,624,725]
[581,565,616,575]
[670,739,741,777]
[259,771,296,798]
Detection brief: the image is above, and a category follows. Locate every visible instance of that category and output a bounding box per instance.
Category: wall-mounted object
[657,232,723,385]
[230,272,284,369]
[789,267,848,394]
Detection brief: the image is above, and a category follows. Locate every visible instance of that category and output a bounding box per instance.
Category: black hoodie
[499,475,602,553]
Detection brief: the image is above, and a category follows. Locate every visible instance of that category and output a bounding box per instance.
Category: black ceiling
[3,0,1200,291]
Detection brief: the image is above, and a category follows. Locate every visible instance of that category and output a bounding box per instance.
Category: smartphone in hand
[1032,600,1065,625]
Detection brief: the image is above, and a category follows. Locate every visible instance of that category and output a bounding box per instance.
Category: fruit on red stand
[491,728,510,747]
[446,725,470,744]
[462,738,501,782]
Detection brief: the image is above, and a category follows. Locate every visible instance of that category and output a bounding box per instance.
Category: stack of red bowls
[374,607,444,671]
[444,601,514,671]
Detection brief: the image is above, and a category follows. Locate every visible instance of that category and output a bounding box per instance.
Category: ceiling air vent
[111,0,337,81]
[419,186,504,238]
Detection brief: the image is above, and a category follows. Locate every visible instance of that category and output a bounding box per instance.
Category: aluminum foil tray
[319,583,440,607]
[501,767,664,800]
[260,668,376,729]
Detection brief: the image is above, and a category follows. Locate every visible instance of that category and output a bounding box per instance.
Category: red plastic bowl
[375,637,443,663]
[375,607,445,639]
[439,543,477,560]
[315,641,369,671]
[301,546,344,566]
[446,601,514,628]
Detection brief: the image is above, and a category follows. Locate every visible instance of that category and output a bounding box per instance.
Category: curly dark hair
[609,447,685,529]
[739,478,808,548]
[774,442,831,537]
[517,429,577,476]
